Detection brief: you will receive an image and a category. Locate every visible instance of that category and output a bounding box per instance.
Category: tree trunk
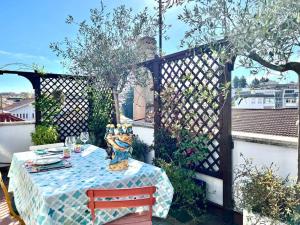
[112,89,121,124]
[297,72,300,183]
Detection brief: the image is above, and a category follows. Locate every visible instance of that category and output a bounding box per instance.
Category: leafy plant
[234,156,300,224]
[34,90,63,126]
[176,130,209,168]
[154,128,177,163]
[157,159,206,224]
[88,87,113,148]
[31,125,59,145]
[131,136,150,162]
[51,4,160,124]
[154,128,208,223]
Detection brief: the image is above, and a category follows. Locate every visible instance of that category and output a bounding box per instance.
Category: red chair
[86,186,156,225]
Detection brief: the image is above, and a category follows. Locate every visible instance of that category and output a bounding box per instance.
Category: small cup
[63,148,71,158]
[74,144,81,153]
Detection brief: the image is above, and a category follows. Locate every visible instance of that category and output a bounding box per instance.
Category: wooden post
[152,55,162,146]
[219,61,234,222]
[33,77,41,125]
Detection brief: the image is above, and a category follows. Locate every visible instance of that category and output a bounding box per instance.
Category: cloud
[0,49,49,62]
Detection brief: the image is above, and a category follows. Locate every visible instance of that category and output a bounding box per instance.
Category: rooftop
[3,98,34,111]
[0,113,24,122]
[232,108,298,137]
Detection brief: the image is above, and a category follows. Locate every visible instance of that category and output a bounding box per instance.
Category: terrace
[0,1,299,225]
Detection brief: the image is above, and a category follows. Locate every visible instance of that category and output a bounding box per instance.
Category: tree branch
[248,52,300,75]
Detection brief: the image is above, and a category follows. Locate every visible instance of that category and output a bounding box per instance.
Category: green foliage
[34,90,63,126]
[179,0,300,75]
[88,88,113,148]
[154,128,177,163]
[154,128,208,222]
[31,125,59,145]
[131,136,150,162]
[50,4,159,122]
[32,90,63,145]
[122,88,134,119]
[176,130,209,168]
[251,78,260,87]
[233,76,240,89]
[157,158,206,223]
[233,76,248,89]
[234,157,300,224]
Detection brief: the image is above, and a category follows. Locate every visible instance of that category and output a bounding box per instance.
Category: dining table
[8,144,174,225]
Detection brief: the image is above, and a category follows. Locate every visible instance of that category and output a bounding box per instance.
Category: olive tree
[178,0,300,181]
[50,5,157,123]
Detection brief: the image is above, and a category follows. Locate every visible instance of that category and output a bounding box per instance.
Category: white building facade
[6,100,35,121]
[233,85,298,109]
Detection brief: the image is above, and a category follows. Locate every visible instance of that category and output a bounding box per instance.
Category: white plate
[33,158,62,166]
[47,147,67,152]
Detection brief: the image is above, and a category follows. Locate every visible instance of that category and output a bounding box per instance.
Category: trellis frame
[142,44,234,212]
[0,70,114,142]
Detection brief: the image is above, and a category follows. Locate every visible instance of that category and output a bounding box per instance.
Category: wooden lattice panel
[40,76,90,141]
[159,49,225,178]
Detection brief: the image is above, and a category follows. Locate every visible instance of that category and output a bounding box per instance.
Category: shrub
[154,128,208,223]
[31,125,59,145]
[234,157,300,224]
[156,159,206,222]
[131,136,149,162]
[154,128,177,163]
[88,88,113,147]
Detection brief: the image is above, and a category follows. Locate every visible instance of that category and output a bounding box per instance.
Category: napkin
[81,145,98,157]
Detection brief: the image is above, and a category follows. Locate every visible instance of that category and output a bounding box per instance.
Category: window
[26,113,28,119]
[258,98,263,104]
[32,113,35,119]
[286,98,296,103]
[16,114,19,117]
[285,90,294,94]
[251,98,256,104]
[265,98,274,104]
[23,113,25,119]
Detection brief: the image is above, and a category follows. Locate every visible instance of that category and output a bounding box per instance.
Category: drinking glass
[65,136,76,151]
[80,132,89,145]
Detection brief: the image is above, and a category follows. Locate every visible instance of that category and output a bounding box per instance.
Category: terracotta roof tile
[232,109,298,137]
[0,113,24,122]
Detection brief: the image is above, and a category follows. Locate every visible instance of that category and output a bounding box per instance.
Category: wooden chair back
[86,186,156,224]
[0,171,25,225]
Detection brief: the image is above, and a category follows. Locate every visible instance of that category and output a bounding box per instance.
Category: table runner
[8,145,174,225]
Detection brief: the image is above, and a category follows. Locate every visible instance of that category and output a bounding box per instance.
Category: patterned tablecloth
[8,145,174,225]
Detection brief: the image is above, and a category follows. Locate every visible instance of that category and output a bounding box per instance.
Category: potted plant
[234,157,300,225]
[31,125,59,145]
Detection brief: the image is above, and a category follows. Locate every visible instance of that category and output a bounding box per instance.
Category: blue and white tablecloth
[8,145,174,225]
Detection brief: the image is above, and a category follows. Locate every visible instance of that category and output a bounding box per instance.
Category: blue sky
[0,0,298,93]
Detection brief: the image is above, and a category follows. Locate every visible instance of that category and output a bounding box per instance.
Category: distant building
[282,88,299,108]
[233,82,299,109]
[3,98,35,121]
